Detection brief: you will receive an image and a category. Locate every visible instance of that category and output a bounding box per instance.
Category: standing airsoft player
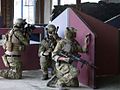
[38,24,61,80]
[48,27,91,88]
[0,18,30,79]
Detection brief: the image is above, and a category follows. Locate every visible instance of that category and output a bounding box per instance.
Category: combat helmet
[46,24,58,35]
[65,27,77,40]
[14,18,27,28]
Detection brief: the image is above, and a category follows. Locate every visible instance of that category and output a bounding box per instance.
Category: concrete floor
[0,69,120,90]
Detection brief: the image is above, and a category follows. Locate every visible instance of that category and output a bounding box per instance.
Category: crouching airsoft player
[47,27,91,88]
[1,18,30,79]
[38,24,61,80]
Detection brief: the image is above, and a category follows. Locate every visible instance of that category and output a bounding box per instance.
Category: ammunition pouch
[2,55,9,67]
[4,41,13,51]
[12,43,25,51]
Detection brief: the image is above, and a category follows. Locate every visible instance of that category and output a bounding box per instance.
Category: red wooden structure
[50,8,119,88]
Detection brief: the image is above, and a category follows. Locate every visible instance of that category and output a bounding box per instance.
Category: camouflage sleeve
[53,40,63,52]
[38,40,46,53]
[14,31,29,45]
[38,39,48,57]
[52,40,63,62]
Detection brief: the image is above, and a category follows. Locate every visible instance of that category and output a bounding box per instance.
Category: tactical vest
[3,29,20,52]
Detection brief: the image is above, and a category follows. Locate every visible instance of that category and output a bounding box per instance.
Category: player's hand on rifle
[43,49,51,56]
[43,52,49,56]
[58,57,70,63]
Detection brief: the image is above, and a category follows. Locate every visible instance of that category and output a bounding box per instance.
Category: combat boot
[47,75,58,87]
[41,74,49,80]
[57,83,68,90]
[0,70,8,78]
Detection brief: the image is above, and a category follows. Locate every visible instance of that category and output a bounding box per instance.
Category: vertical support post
[76,0,81,10]
[21,0,23,18]
[58,0,60,5]
[40,0,44,24]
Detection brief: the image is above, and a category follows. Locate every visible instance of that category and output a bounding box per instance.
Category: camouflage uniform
[47,27,90,88]
[38,24,61,80]
[0,18,29,79]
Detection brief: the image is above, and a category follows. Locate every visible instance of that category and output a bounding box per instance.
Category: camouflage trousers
[55,63,79,87]
[0,56,22,79]
[40,55,55,75]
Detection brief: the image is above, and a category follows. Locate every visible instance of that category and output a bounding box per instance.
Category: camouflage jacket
[38,37,58,56]
[52,38,84,62]
[3,28,29,55]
